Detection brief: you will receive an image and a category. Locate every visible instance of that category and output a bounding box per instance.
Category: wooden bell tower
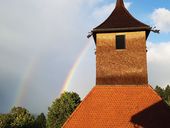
[63,1,170,127]
[92,0,151,85]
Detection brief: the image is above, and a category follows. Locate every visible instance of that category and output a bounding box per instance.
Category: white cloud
[151,8,170,33]
[92,2,132,23]
[147,42,170,87]
[85,0,103,7]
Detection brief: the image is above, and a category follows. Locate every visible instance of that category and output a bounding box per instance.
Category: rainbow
[60,40,92,94]
[14,55,40,106]
[13,39,92,107]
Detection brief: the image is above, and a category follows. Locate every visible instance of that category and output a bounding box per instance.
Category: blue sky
[0,0,170,114]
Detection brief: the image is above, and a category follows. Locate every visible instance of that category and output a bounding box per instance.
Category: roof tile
[63,85,170,128]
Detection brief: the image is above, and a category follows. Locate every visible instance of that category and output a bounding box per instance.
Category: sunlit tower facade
[92,0,151,85]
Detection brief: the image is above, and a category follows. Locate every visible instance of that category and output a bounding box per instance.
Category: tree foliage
[0,91,81,128]
[0,114,13,128]
[155,86,165,100]
[165,85,170,104]
[0,107,35,128]
[10,107,35,128]
[34,113,46,128]
[155,85,170,105]
[47,92,81,128]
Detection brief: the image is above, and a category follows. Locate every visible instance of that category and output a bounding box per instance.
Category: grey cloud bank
[0,0,99,113]
[0,0,170,114]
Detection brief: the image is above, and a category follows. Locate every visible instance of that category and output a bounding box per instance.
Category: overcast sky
[0,0,170,114]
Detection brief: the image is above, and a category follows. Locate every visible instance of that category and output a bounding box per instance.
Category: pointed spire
[115,0,125,8]
[93,0,151,38]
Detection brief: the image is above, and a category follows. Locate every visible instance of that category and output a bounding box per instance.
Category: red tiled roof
[93,0,151,33]
[63,85,170,128]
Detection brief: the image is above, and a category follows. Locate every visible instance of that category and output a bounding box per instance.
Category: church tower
[63,0,170,127]
[93,0,151,85]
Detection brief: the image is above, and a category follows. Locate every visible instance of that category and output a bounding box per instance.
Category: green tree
[154,85,170,105]
[0,114,13,128]
[10,107,35,128]
[154,85,165,100]
[0,107,35,128]
[34,113,46,128]
[165,85,170,105]
[47,92,81,128]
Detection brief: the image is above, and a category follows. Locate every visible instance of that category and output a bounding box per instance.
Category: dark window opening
[116,35,126,49]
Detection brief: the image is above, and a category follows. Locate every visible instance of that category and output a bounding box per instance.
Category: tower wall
[96,31,148,85]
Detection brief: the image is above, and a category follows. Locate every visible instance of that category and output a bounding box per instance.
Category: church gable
[62,0,170,127]
[63,86,170,128]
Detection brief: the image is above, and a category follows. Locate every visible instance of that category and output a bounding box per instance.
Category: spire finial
[116,0,125,8]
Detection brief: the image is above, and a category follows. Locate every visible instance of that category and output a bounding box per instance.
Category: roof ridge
[95,85,150,88]
[62,86,96,128]
[122,4,150,27]
[147,84,162,101]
